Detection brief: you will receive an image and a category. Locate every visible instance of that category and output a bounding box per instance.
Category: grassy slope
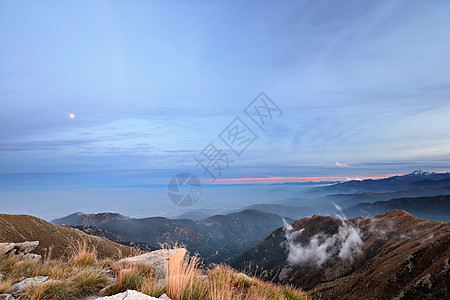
[0,214,135,259]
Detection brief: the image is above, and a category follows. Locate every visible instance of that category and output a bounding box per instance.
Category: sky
[1,0,450,219]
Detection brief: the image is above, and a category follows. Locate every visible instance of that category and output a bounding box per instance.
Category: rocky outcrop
[6,276,61,295]
[0,241,41,260]
[117,248,187,276]
[0,241,39,256]
[96,290,171,300]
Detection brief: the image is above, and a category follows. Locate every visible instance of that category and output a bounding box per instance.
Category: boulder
[233,272,253,284]
[0,244,14,256]
[13,241,39,253]
[0,241,39,256]
[117,249,186,276]
[97,289,170,299]
[7,276,49,294]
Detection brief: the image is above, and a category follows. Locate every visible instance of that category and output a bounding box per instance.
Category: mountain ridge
[344,194,450,221]
[230,209,449,299]
[53,209,293,264]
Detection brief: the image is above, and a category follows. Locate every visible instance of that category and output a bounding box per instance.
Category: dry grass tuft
[23,280,74,300]
[105,263,155,296]
[0,277,14,294]
[70,268,109,297]
[69,241,97,266]
[164,248,201,299]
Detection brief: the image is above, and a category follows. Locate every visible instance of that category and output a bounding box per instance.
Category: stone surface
[117,249,186,276]
[7,276,49,294]
[0,241,40,257]
[0,294,14,300]
[0,244,15,256]
[17,253,41,260]
[97,289,168,299]
[233,272,253,284]
[14,241,39,253]
[157,294,171,300]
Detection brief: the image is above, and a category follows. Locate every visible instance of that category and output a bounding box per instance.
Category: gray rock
[7,276,49,294]
[233,272,253,284]
[117,249,186,276]
[156,278,165,290]
[158,294,171,300]
[0,244,15,256]
[0,241,39,257]
[96,289,161,299]
[14,241,39,254]
[17,253,41,260]
[0,294,14,300]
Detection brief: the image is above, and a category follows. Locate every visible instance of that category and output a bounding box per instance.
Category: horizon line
[202,173,407,185]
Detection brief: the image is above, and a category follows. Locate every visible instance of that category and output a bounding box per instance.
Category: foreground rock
[6,276,59,295]
[97,290,171,300]
[117,248,187,276]
[0,241,39,256]
[0,241,41,261]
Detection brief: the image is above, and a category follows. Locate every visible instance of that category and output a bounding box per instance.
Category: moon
[69,113,75,119]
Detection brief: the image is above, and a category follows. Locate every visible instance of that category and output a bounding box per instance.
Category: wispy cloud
[334,162,350,168]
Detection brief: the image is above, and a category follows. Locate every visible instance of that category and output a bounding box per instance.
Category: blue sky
[1,1,450,219]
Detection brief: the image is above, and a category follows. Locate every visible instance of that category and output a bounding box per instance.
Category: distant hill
[230,210,449,299]
[344,195,450,222]
[53,212,129,226]
[53,209,292,263]
[0,214,134,259]
[234,204,314,220]
[176,211,210,220]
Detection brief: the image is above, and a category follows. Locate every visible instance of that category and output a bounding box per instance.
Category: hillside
[72,225,158,252]
[230,210,449,299]
[53,210,291,263]
[344,194,450,222]
[0,214,134,258]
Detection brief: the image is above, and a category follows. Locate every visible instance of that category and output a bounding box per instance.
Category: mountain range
[53,209,291,264]
[276,170,450,218]
[307,169,450,195]
[344,194,450,222]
